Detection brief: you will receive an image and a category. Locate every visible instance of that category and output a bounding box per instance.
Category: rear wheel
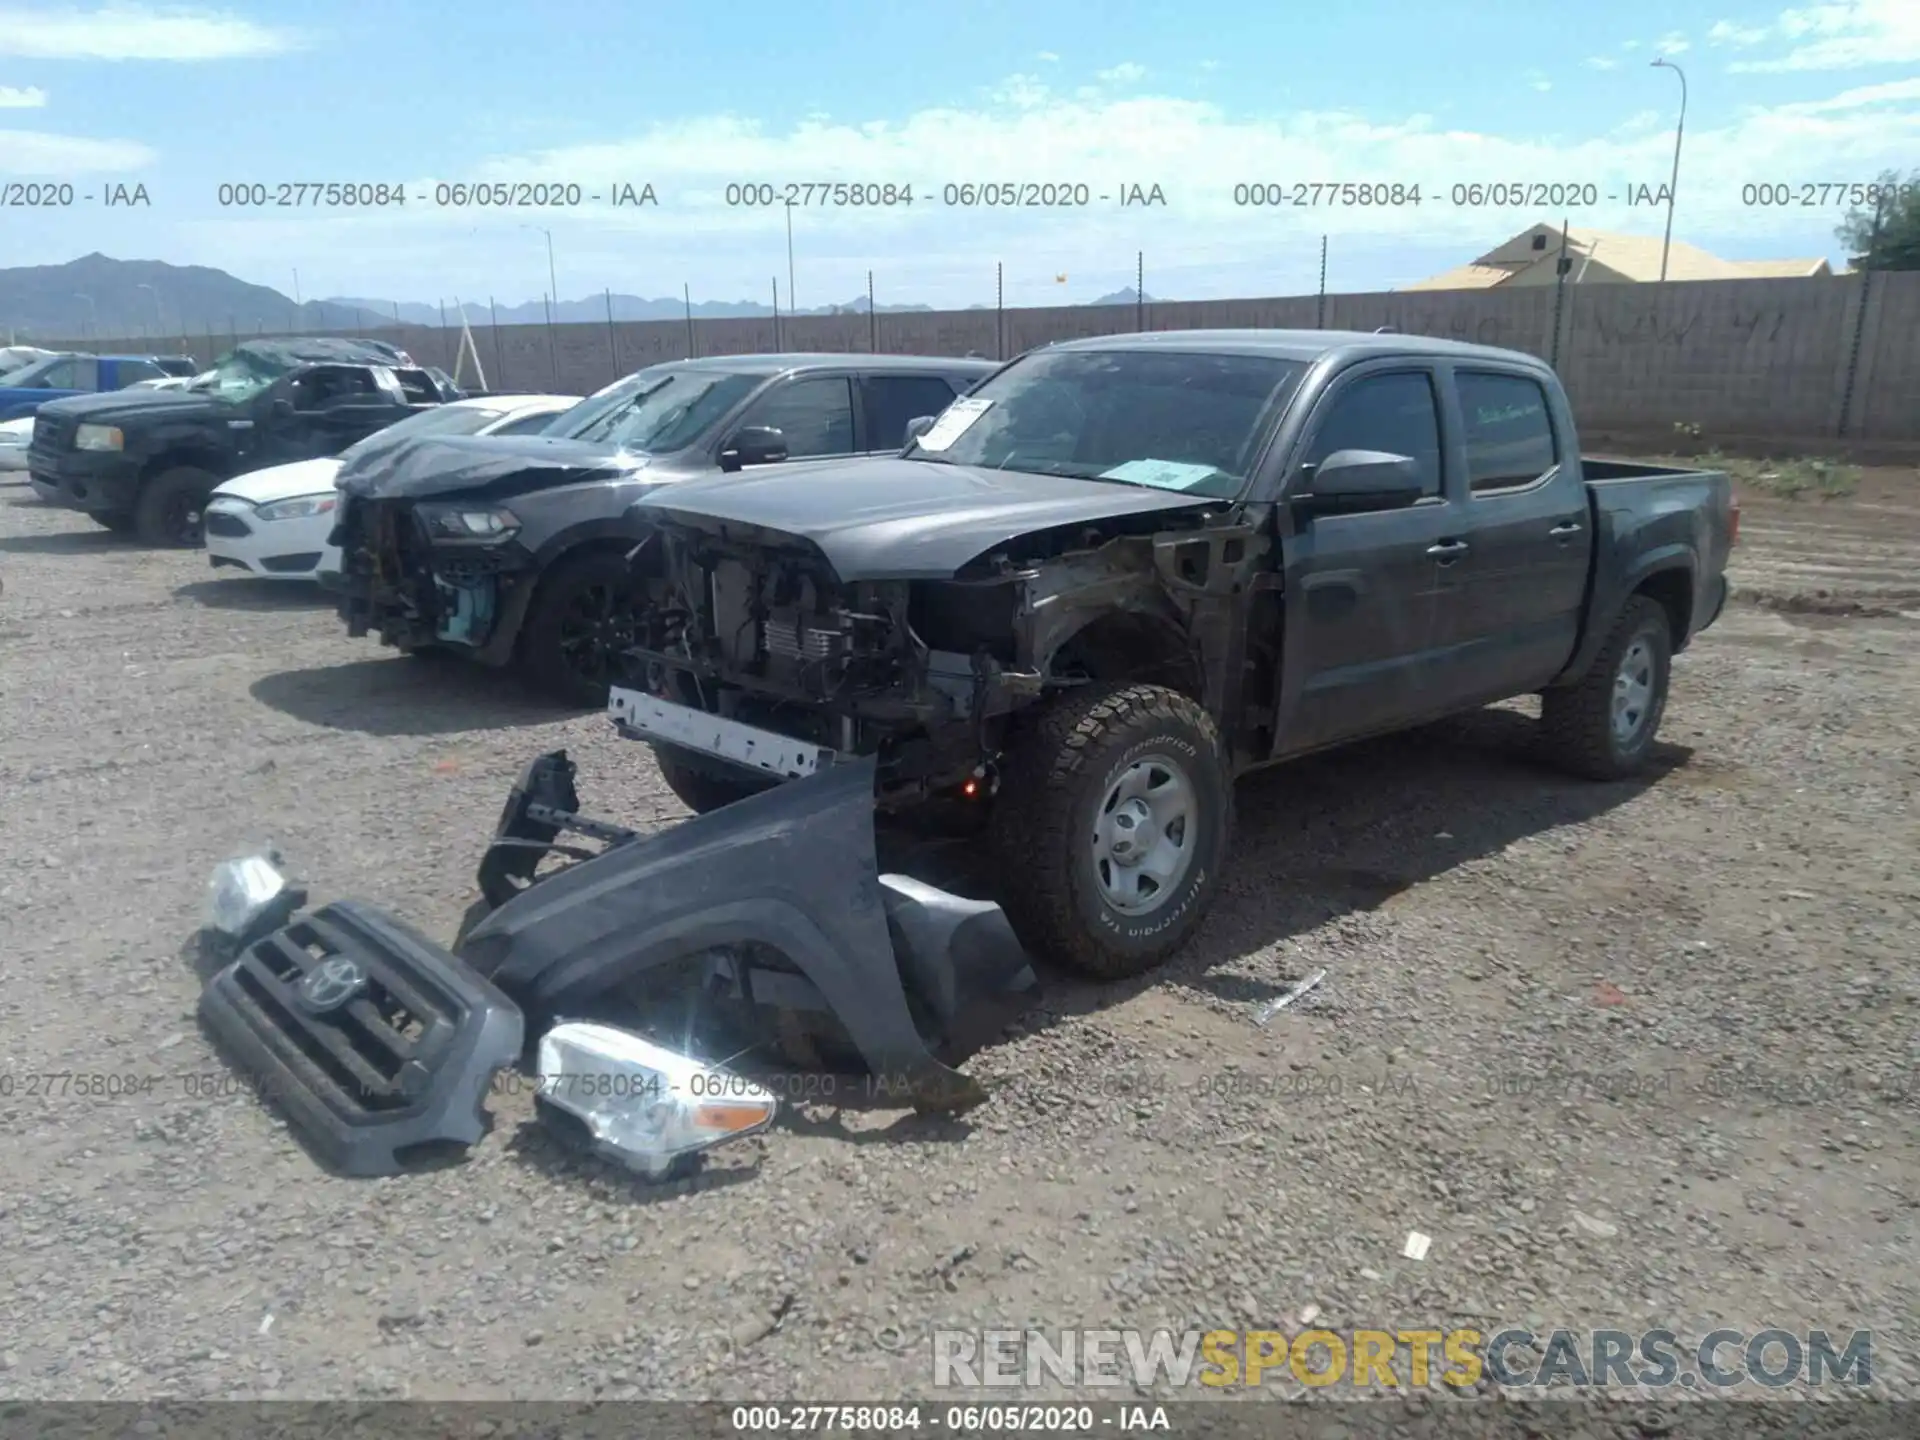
[988,682,1232,980]
[1538,594,1673,779]
[135,466,219,547]
[652,745,776,815]
[517,549,644,707]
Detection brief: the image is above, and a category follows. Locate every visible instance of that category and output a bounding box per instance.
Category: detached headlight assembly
[256,493,338,522]
[536,1021,778,1180]
[204,851,306,951]
[75,424,124,451]
[418,503,520,542]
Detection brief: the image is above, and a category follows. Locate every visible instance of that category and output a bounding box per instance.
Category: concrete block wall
[49,270,1920,448]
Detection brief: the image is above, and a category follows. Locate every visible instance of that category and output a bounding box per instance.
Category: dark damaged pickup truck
[609,330,1739,977]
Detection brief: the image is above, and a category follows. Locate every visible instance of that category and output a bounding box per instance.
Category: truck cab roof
[1046,328,1553,371]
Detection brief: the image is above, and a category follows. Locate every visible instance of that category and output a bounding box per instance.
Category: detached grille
[198,900,524,1176]
[224,909,460,1114]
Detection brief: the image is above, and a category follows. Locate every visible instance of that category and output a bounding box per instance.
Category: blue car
[0,352,199,423]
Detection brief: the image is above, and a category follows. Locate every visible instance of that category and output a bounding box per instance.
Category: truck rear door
[1434,367,1592,704]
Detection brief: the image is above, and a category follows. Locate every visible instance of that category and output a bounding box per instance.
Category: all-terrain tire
[134,466,219,547]
[988,682,1232,980]
[516,548,644,707]
[652,744,776,815]
[1539,594,1673,780]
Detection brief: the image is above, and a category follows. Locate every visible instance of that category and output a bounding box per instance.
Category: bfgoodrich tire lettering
[989,683,1232,980]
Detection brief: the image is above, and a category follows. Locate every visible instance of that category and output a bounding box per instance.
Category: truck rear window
[1458,372,1557,493]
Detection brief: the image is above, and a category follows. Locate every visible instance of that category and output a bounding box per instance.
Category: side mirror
[1298,449,1426,512]
[717,424,788,473]
[903,414,936,446]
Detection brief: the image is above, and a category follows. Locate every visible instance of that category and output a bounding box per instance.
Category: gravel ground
[0,470,1916,1406]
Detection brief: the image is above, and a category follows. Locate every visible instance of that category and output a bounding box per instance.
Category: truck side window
[1457,372,1557,493]
[113,361,164,388]
[738,376,855,458]
[1303,372,1443,498]
[39,357,99,390]
[864,374,960,449]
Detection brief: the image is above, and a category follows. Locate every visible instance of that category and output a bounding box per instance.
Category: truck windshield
[0,356,63,387]
[201,351,291,405]
[553,367,764,453]
[905,349,1308,498]
[338,403,510,462]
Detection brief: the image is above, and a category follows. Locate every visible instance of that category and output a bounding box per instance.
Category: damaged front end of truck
[331,433,653,664]
[617,487,1275,807]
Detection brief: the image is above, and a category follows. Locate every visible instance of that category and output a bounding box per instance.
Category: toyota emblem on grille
[299,956,366,1013]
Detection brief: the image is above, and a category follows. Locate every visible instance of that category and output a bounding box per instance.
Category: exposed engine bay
[337,497,529,653]
[625,506,1274,800]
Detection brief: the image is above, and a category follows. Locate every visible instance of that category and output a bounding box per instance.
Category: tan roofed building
[1404,223,1831,290]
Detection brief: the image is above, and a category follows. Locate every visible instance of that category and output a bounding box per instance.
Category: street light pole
[73,292,97,339]
[784,201,796,314]
[1652,58,1687,283]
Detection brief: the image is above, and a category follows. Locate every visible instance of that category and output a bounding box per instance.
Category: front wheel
[135,466,219,547]
[988,683,1232,980]
[517,549,645,707]
[1538,594,1673,780]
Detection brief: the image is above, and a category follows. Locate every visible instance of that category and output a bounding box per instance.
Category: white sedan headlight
[256,493,338,522]
[536,1021,778,1180]
[75,424,124,451]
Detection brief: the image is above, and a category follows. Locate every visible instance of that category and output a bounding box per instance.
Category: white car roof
[455,393,579,414]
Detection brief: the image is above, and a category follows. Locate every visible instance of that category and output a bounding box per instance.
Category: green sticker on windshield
[1098,459,1223,491]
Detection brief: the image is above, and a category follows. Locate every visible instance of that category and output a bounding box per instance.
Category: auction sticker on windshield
[914,396,993,451]
[1099,458,1222,491]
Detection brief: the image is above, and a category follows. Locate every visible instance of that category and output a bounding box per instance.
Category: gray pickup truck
[603,330,1738,979]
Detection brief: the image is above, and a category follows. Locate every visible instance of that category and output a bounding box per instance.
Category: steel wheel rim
[1612,637,1655,745]
[1090,753,1197,916]
[557,582,634,682]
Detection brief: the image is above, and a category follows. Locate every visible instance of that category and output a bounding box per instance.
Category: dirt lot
[0,469,1916,1405]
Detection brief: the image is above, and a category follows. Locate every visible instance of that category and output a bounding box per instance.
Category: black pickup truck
[607,330,1738,978]
[28,337,456,545]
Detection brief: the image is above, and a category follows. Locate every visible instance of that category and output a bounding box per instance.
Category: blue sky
[2,0,1916,309]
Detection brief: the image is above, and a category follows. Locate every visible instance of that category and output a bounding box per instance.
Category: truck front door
[1270,363,1468,754]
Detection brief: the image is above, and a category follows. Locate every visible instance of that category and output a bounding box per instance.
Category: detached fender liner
[198,901,525,1177]
[458,755,987,1112]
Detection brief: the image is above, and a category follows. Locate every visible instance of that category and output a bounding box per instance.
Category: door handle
[1549,520,1584,536]
[1426,539,1469,557]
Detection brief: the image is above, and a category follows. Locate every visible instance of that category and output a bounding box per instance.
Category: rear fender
[457,754,986,1111]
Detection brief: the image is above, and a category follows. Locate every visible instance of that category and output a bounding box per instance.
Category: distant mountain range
[1,255,1157,340]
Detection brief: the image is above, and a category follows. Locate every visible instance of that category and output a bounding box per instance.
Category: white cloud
[1716,0,1920,70]
[104,69,1920,303]
[0,128,153,171]
[0,84,48,106]
[1036,50,1059,62]
[1199,59,1221,71]
[0,5,300,60]
[1622,39,1641,49]
[1655,31,1691,54]
[1525,69,1552,91]
[1707,20,1771,45]
[1585,56,1620,70]
[1097,62,1147,84]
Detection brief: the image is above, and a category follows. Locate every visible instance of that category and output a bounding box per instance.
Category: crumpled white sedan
[203,392,578,581]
